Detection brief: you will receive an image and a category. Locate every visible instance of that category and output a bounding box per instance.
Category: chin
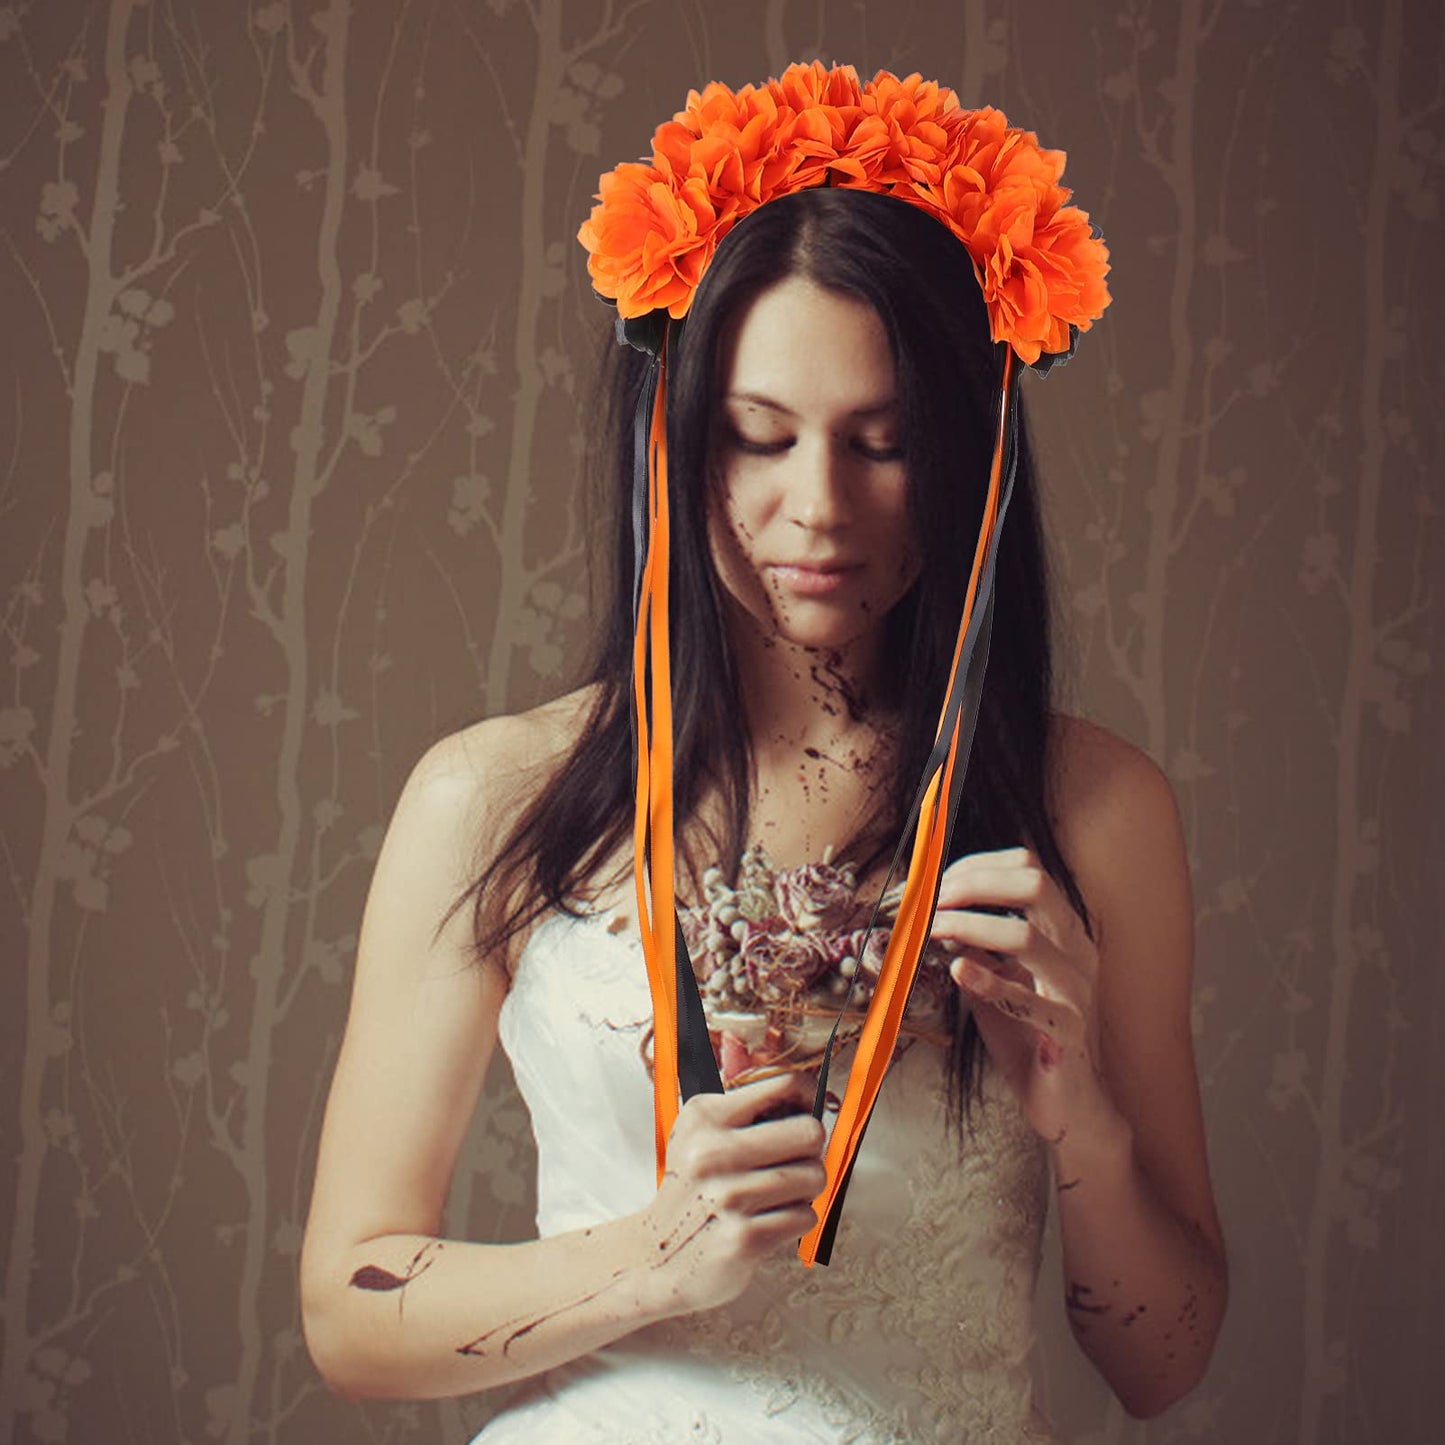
[770,617,873,651]
[725,582,890,652]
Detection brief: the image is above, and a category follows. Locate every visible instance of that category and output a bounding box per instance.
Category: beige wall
[1,2,1441,1442]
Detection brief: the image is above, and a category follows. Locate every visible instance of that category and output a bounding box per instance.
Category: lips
[776,561,859,573]
[769,562,861,596]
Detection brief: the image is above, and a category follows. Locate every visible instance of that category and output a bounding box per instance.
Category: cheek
[708,472,767,564]
[706,488,761,598]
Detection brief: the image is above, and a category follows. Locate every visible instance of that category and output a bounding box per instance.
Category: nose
[785,435,852,532]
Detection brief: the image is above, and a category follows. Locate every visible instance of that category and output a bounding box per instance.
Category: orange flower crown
[578,60,1111,367]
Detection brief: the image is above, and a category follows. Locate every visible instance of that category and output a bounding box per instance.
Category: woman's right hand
[637,1068,828,1318]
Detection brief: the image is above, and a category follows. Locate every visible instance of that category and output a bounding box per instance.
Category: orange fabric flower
[764,58,864,112]
[838,71,970,188]
[654,81,840,206]
[577,62,1112,362]
[577,161,719,319]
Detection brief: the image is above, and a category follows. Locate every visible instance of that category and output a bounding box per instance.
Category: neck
[723,597,895,772]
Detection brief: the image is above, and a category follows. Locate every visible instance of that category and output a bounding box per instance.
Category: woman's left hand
[927,845,1122,1146]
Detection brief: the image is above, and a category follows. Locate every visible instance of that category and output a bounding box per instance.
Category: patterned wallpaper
[1,2,1441,1443]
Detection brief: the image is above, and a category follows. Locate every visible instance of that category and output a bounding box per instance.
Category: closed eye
[727,430,904,463]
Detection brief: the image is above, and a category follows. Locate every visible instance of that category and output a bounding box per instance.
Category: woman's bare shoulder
[406,683,608,979]
[1050,709,1129,753]
[1048,711,1165,815]
[424,681,604,798]
[1047,710,1180,907]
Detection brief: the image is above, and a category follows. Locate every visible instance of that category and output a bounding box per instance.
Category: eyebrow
[726,391,899,419]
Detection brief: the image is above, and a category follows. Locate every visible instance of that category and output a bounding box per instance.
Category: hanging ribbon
[629,325,725,1190]
[801,348,1021,1264]
[628,326,1022,1265]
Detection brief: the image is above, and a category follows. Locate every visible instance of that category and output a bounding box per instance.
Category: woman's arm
[1045,729,1228,1415]
[930,720,1227,1417]
[304,1221,669,1401]
[300,715,672,1401]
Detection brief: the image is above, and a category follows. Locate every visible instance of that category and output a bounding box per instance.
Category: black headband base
[615,309,673,357]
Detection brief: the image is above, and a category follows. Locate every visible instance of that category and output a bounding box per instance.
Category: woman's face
[706,275,923,652]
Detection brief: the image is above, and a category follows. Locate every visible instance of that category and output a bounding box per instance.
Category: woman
[300,70,1226,1443]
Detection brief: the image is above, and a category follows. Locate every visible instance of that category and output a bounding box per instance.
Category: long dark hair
[445,186,1096,1151]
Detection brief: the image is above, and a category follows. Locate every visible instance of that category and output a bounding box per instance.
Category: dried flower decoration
[577,60,1111,366]
[643,843,958,1093]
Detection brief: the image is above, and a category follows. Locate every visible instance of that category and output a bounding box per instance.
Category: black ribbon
[807,356,1022,1264]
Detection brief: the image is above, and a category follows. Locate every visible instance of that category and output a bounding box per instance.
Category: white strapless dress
[469,895,1059,1445]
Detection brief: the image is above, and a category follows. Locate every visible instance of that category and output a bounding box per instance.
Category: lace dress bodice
[469,890,1059,1444]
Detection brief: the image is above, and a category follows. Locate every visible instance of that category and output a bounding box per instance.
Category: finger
[941,877,1049,916]
[950,956,1071,1041]
[928,906,1034,955]
[953,846,1032,869]
[752,1085,823,1127]
[725,1068,814,1125]
[936,941,1036,990]
[935,860,1050,912]
[977,949,1037,991]
[929,911,1087,1007]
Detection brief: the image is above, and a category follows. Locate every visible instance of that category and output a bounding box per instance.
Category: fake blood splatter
[455,1207,720,1359]
[350,1265,408,1291]
[1064,1281,1110,1316]
[349,1240,440,1318]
